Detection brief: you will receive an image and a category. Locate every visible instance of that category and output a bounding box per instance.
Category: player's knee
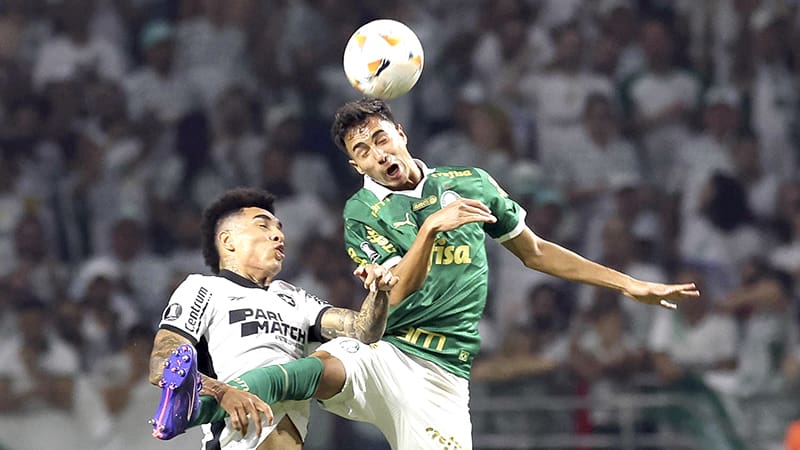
[310,351,346,400]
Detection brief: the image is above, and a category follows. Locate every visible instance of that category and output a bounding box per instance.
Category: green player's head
[331,98,422,191]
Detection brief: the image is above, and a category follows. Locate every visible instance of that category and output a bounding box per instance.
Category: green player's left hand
[622,281,700,310]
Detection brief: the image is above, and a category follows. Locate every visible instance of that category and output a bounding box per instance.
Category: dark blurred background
[0,0,799,449]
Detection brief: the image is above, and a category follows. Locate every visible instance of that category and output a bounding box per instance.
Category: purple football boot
[150,343,202,440]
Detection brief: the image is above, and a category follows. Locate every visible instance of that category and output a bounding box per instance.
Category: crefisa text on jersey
[230,308,307,344]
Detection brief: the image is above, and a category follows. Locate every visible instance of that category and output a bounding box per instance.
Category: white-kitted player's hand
[219,387,274,437]
[354,264,398,292]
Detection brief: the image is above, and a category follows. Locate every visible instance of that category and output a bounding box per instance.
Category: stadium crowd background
[0,0,799,449]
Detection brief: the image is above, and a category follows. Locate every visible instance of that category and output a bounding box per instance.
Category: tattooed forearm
[320,290,390,343]
[200,375,230,401]
[148,329,191,386]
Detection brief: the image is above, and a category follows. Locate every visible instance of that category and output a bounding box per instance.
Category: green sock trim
[187,356,325,427]
[278,365,290,400]
[240,356,324,403]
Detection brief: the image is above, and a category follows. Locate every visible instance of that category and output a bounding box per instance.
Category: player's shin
[189,356,325,426]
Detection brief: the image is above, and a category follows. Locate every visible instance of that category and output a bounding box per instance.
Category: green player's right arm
[375,198,497,306]
[381,221,438,306]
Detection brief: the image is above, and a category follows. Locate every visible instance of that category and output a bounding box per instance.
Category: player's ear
[219,230,235,252]
[396,124,408,144]
[349,159,365,175]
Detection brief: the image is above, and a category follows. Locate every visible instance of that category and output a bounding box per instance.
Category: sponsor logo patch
[163,303,182,321]
[425,426,465,449]
[185,287,211,333]
[229,308,307,342]
[412,195,437,211]
[359,241,380,262]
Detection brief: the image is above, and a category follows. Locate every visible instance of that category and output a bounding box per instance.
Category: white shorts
[200,399,310,449]
[316,337,472,450]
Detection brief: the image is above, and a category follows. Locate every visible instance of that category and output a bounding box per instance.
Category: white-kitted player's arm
[148,329,221,396]
[318,264,397,343]
[148,328,273,437]
[148,328,193,386]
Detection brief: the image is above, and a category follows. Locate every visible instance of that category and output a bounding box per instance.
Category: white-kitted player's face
[345,116,421,191]
[219,207,285,279]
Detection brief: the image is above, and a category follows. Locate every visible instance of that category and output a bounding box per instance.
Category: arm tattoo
[200,375,230,401]
[320,290,390,343]
[149,330,230,401]
[148,329,190,386]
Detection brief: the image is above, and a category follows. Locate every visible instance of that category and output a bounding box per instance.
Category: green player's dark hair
[331,97,398,154]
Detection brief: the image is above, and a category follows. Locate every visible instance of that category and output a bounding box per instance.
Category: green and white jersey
[343,161,527,378]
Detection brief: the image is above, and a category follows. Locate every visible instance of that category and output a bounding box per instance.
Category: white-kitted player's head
[201,188,285,284]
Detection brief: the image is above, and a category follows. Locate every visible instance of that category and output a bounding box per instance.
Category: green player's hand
[424,198,497,233]
[354,264,398,291]
[622,281,700,310]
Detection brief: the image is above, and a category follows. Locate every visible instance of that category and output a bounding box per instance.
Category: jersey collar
[219,269,268,290]
[363,159,434,200]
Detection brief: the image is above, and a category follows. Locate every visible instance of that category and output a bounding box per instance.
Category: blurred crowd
[0,0,799,449]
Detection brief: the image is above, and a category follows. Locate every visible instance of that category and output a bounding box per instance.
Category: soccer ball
[343,19,424,100]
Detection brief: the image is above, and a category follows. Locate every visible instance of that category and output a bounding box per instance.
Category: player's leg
[151,343,345,440]
[314,338,408,448]
[316,337,473,450]
[192,351,344,421]
[398,355,472,450]
[255,415,303,450]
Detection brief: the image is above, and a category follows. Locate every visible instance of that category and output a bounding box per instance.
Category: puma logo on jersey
[393,213,415,229]
[227,296,245,302]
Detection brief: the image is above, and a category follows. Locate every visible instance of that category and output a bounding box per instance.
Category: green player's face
[345,117,421,190]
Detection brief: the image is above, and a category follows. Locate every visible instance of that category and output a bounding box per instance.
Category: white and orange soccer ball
[343,19,424,100]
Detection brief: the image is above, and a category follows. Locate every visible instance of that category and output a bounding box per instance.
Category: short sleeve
[475,168,527,242]
[158,274,214,345]
[272,280,332,343]
[303,290,333,343]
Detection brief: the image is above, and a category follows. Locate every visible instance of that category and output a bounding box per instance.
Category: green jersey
[342,162,527,378]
